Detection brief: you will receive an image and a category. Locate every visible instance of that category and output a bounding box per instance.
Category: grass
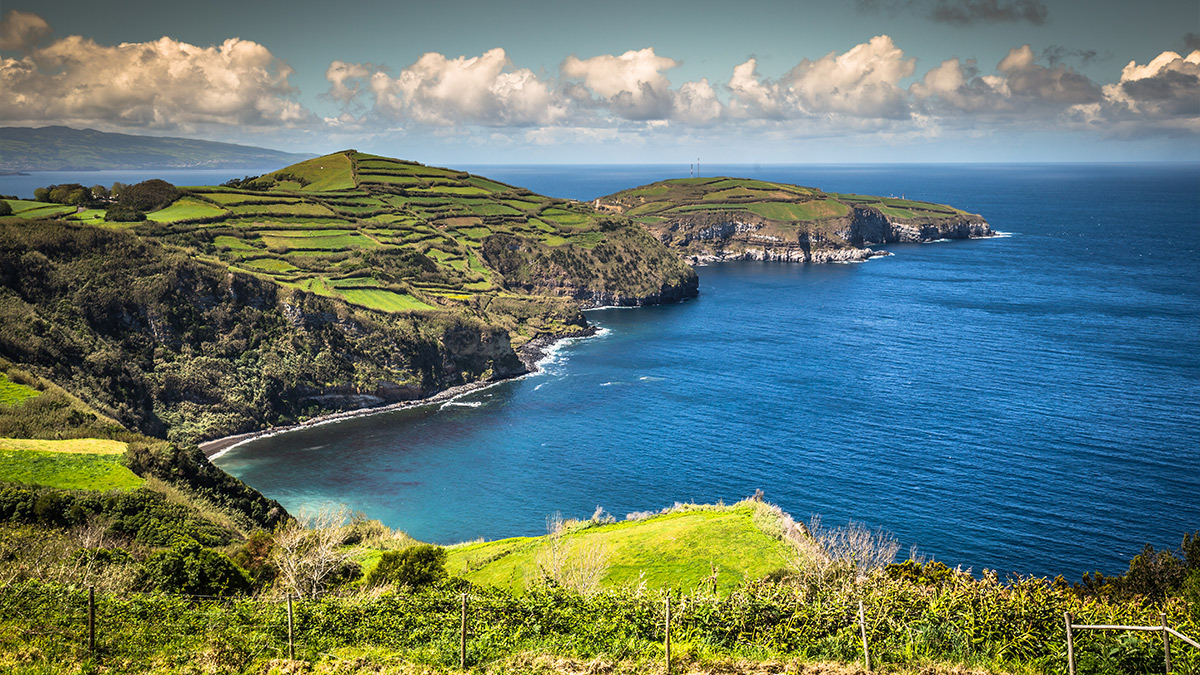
[0,373,40,406]
[146,197,227,223]
[228,202,335,217]
[446,503,795,594]
[259,153,355,192]
[336,288,437,312]
[0,437,142,491]
[2,201,76,219]
[260,233,379,251]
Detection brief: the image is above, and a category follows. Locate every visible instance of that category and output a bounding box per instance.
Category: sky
[1,0,1197,163]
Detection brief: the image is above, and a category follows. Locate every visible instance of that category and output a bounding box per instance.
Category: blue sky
[2,0,1197,163]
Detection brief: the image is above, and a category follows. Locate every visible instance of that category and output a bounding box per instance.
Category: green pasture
[146,197,227,223]
[336,288,437,313]
[0,437,142,491]
[0,374,39,406]
[446,505,795,595]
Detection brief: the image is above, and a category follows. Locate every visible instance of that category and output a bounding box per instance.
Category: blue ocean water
[204,163,1198,579]
[0,168,278,199]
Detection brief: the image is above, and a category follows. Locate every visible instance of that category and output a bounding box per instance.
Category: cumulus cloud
[0,10,51,52]
[561,48,679,120]
[912,44,1101,119]
[325,60,373,103]
[856,0,1048,25]
[728,36,914,121]
[0,17,312,131]
[782,35,915,117]
[1101,50,1200,126]
[327,49,566,127]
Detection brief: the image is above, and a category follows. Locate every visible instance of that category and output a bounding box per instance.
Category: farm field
[0,437,143,491]
[27,149,661,337]
[443,503,795,595]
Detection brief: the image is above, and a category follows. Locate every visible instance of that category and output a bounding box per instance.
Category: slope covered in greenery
[445,503,795,594]
[0,151,697,445]
[599,177,991,263]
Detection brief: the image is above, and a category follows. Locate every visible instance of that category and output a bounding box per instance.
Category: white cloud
[780,35,915,118]
[1102,50,1200,121]
[335,48,565,127]
[0,10,50,52]
[561,48,679,120]
[911,44,1100,120]
[727,37,915,121]
[673,78,722,125]
[0,21,312,131]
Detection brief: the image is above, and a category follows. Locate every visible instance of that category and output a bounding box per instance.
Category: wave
[440,400,483,410]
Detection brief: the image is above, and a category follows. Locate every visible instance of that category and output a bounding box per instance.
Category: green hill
[0,126,313,172]
[0,151,697,445]
[599,177,992,263]
[442,502,796,595]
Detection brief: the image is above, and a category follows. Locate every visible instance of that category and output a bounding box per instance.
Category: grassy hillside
[0,151,697,444]
[445,503,795,594]
[0,438,143,491]
[599,177,986,261]
[0,126,312,172]
[149,150,698,322]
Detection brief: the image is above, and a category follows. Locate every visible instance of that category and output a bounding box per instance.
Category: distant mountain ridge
[0,126,313,173]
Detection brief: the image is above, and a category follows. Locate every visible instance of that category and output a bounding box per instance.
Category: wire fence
[3,583,1198,673]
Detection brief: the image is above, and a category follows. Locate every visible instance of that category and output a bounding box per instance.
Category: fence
[4,582,1197,673]
[1065,611,1200,675]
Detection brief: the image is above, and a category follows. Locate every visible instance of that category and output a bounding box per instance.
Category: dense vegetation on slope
[599,177,991,262]
[0,126,313,172]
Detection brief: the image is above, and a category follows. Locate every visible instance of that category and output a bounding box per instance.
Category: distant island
[0,126,314,173]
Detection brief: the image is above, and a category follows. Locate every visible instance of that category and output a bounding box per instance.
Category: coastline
[199,325,599,459]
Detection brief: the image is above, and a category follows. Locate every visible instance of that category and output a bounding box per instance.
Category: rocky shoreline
[198,325,602,459]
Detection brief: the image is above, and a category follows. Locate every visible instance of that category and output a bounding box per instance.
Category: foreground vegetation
[1,505,1196,674]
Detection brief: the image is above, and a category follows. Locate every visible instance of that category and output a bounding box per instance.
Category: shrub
[141,536,252,596]
[0,202,10,217]
[118,179,181,212]
[104,204,145,222]
[366,544,446,588]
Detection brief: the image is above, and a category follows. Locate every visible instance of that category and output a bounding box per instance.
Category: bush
[104,204,145,222]
[141,536,252,596]
[366,544,446,588]
[118,179,180,212]
[0,201,11,217]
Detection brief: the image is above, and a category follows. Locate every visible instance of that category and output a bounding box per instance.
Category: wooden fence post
[1162,613,1171,673]
[286,595,295,660]
[460,593,467,670]
[1065,611,1076,675]
[664,596,672,674]
[87,586,95,656]
[858,600,871,672]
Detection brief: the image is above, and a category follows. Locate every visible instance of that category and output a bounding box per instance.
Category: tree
[118,179,180,212]
[0,201,11,217]
[366,544,447,588]
[269,507,359,598]
[141,537,252,596]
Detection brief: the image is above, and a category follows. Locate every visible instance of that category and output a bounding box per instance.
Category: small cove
[213,163,1200,578]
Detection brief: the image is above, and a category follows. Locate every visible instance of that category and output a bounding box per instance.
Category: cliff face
[843,207,994,245]
[0,222,529,444]
[660,206,993,264]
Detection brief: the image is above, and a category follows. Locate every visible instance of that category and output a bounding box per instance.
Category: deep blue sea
[22,163,1194,580]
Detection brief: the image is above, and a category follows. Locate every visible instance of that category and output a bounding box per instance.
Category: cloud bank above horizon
[1,8,1197,162]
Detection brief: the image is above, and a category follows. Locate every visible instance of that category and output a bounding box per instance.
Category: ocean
[9,163,1195,579]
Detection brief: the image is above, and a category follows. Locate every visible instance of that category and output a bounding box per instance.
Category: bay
[201,163,1194,578]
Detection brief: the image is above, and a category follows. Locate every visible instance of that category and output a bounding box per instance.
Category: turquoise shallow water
[212,164,1200,578]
